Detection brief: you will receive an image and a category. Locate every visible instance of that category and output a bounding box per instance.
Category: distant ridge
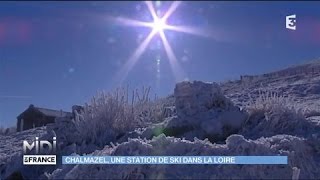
[240,58,320,82]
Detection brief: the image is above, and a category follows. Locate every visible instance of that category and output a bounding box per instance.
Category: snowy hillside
[221,59,320,111]
[1,59,320,179]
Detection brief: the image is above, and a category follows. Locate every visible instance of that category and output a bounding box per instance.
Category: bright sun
[152,18,166,32]
[113,1,210,84]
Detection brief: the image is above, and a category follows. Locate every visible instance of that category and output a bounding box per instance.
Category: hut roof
[17,104,72,119]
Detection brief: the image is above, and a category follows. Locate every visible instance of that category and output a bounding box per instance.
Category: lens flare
[112,1,214,85]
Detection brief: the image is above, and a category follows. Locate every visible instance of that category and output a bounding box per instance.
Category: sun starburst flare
[113,1,214,84]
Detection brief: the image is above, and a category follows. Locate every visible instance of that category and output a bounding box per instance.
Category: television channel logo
[23,137,57,165]
[286,14,296,30]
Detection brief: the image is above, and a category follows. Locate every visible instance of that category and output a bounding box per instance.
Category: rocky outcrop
[159,81,247,142]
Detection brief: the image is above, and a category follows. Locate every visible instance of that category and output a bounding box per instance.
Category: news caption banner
[61,156,288,165]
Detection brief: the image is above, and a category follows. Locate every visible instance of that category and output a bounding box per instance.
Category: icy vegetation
[1,59,320,179]
[240,91,320,140]
[73,86,174,149]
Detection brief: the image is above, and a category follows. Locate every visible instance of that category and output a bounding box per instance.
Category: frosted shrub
[242,91,312,139]
[76,86,168,145]
[247,90,299,114]
[247,90,320,118]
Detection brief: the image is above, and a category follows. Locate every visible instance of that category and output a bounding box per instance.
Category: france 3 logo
[286,14,296,30]
[23,137,57,165]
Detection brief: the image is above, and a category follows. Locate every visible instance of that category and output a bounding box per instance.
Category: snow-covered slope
[221,59,320,111]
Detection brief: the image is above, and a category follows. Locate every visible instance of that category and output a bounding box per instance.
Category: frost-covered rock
[118,81,247,143]
[49,134,320,179]
[163,81,247,142]
[175,81,232,116]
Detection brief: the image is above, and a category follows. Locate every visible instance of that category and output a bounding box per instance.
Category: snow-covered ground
[0,127,48,179]
[1,59,320,179]
[49,134,319,179]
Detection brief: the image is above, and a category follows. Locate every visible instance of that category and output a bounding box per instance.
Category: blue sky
[1,1,320,127]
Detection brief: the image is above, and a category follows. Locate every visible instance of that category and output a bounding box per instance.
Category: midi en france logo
[23,137,57,165]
